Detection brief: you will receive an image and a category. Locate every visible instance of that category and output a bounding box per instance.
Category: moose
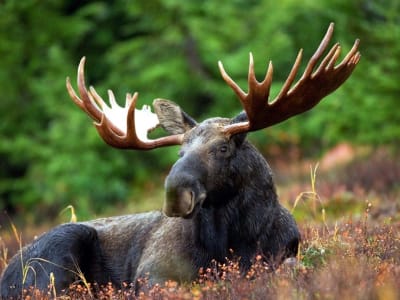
[0,23,360,298]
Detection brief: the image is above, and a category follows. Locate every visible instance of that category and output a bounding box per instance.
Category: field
[1,146,399,299]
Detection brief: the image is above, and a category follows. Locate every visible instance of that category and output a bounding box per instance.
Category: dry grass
[3,218,398,299]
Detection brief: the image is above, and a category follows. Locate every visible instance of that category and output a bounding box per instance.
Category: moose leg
[0,223,105,298]
[259,206,300,267]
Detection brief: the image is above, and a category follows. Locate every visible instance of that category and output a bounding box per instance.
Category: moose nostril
[179,189,195,214]
[163,187,196,217]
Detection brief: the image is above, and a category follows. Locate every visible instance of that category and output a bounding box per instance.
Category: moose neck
[190,141,280,267]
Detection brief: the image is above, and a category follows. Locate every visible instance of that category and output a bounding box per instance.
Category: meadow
[0,146,398,299]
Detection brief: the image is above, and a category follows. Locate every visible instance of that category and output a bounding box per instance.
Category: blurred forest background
[0,0,399,222]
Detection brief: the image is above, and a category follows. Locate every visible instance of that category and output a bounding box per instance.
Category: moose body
[1,118,299,297]
[0,23,359,298]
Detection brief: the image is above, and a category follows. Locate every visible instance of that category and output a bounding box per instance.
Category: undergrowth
[3,218,398,299]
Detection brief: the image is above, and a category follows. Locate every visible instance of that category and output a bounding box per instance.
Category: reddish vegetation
[2,220,398,299]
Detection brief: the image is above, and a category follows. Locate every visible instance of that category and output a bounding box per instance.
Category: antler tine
[218,61,247,101]
[275,49,303,102]
[303,22,335,78]
[313,43,340,77]
[246,53,275,124]
[219,53,275,134]
[275,23,336,102]
[66,77,85,112]
[89,86,109,110]
[66,57,184,150]
[94,92,138,147]
[76,57,104,123]
[331,39,361,78]
[222,22,361,136]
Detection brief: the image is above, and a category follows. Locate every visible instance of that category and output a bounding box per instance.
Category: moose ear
[231,111,248,124]
[153,99,197,135]
[230,112,248,146]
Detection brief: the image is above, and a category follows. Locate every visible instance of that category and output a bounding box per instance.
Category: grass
[0,147,399,299]
[4,219,398,299]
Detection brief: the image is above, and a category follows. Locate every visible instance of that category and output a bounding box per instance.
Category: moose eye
[219,145,228,153]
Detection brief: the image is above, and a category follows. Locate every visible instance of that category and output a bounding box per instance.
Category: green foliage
[0,0,398,218]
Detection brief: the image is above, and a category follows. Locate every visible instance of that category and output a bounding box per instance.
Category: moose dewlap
[0,23,360,298]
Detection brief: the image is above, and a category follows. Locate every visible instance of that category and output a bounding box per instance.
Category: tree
[0,0,398,220]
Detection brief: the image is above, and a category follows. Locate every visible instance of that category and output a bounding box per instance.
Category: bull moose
[0,23,360,298]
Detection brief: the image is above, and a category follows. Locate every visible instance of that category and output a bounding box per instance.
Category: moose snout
[163,174,207,218]
[163,153,207,217]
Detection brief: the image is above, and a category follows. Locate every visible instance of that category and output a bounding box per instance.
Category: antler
[66,57,183,150]
[219,22,361,136]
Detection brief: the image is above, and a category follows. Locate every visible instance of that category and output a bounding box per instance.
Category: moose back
[0,23,360,298]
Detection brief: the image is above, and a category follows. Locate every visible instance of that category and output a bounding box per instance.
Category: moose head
[1,23,360,298]
[66,23,360,218]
